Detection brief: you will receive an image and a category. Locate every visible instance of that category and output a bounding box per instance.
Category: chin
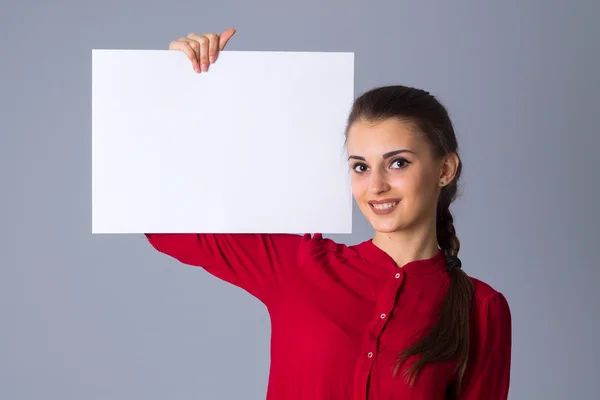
[370,220,404,233]
[357,203,397,231]
[365,213,405,232]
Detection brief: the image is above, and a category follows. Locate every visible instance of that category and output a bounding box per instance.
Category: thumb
[219,28,237,50]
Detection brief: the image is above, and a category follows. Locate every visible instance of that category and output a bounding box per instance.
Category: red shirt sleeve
[144,233,306,305]
[460,291,512,399]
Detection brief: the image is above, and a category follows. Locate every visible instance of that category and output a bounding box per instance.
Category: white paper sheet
[92,49,354,234]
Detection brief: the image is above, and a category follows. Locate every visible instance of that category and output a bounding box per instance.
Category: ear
[438,152,460,186]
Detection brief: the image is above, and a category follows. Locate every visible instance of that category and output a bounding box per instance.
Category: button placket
[371,269,403,356]
[368,269,403,361]
[377,270,402,326]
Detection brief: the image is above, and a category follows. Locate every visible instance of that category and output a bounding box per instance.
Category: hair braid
[437,199,460,258]
[436,198,474,395]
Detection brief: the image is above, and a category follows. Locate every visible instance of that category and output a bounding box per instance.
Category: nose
[369,169,390,195]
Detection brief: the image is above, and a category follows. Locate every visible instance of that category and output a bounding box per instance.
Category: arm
[460,291,512,399]
[145,233,306,305]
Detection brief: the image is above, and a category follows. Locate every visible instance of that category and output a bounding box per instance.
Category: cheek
[391,168,429,190]
[350,174,367,199]
[388,172,434,209]
[397,176,437,212]
[386,172,417,195]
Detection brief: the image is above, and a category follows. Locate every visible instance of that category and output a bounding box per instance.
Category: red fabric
[145,233,511,399]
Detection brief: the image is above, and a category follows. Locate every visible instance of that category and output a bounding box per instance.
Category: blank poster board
[92,49,354,234]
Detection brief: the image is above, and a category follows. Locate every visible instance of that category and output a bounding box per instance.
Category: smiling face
[346,117,444,234]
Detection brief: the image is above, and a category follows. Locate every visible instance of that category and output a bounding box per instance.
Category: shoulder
[470,276,501,303]
[297,233,350,259]
[468,276,512,325]
[293,233,367,270]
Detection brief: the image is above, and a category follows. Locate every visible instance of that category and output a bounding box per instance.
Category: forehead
[346,118,426,155]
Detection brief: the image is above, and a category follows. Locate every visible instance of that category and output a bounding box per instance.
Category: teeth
[372,202,398,210]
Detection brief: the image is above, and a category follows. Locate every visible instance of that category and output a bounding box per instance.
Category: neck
[372,220,439,268]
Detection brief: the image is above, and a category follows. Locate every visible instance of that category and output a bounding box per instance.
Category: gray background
[1,0,599,399]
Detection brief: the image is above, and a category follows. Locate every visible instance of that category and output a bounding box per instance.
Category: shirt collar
[354,239,448,276]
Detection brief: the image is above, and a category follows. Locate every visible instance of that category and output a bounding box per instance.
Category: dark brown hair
[344,85,475,395]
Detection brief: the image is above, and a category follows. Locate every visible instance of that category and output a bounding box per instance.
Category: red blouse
[145,232,511,399]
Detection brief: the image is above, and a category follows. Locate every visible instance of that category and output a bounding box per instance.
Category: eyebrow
[347,149,416,161]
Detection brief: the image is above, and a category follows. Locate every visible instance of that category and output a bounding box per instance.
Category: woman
[146,28,512,399]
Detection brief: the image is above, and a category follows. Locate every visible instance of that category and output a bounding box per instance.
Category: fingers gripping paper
[92,50,354,234]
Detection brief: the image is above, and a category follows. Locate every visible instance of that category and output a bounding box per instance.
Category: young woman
[145,28,512,399]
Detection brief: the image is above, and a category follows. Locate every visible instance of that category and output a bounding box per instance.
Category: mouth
[368,199,400,215]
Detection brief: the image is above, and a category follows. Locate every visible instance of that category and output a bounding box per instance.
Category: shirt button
[380,313,386,319]
[395,273,401,279]
[367,352,373,358]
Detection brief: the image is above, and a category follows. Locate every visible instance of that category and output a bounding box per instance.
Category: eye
[351,163,369,173]
[390,157,411,169]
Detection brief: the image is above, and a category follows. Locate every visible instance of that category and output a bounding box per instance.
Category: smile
[368,200,400,215]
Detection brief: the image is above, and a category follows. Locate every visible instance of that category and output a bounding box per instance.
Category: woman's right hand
[168,28,236,74]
